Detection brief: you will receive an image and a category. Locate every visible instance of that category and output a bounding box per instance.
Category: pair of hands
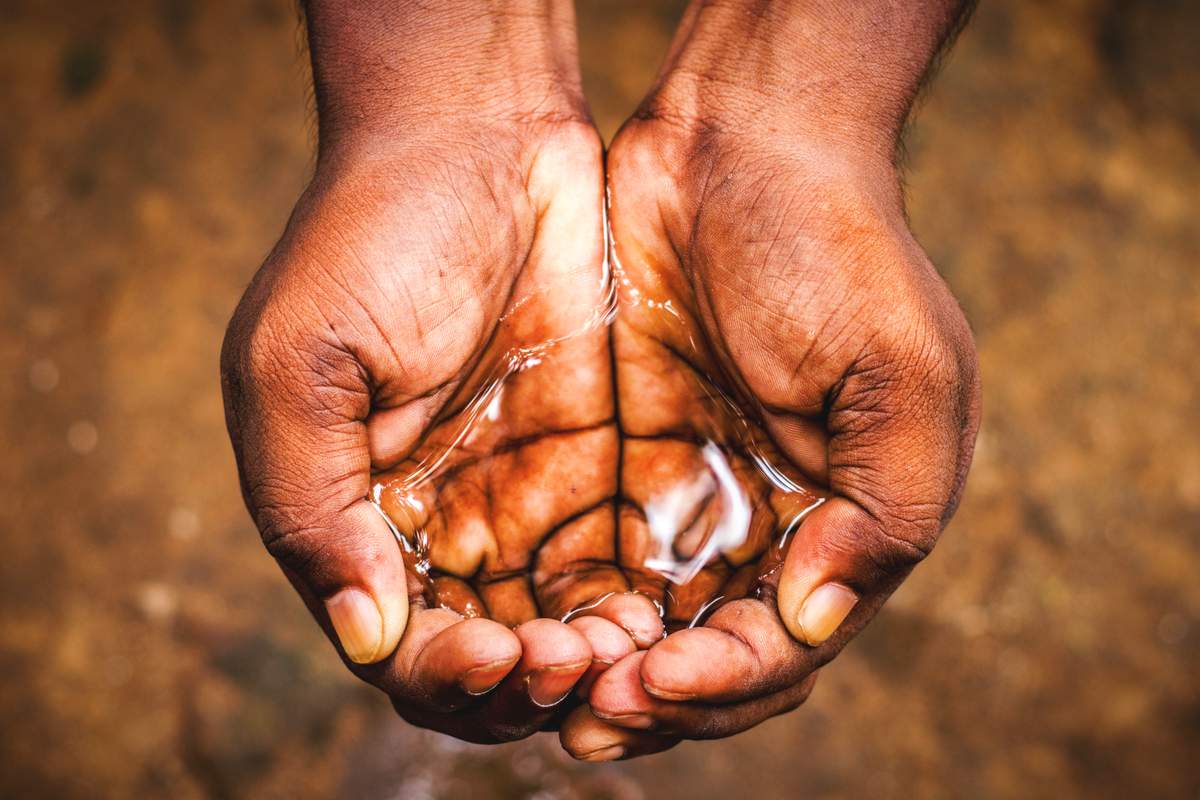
[221,1,979,761]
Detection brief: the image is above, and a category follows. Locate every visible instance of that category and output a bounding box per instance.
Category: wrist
[305,0,590,155]
[638,70,900,172]
[608,113,908,264]
[636,0,970,166]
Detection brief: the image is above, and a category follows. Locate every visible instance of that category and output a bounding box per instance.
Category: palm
[605,125,839,630]
[227,124,672,743]
[364,133,624,627]
[374,135,834,634]
[553,121,977,760]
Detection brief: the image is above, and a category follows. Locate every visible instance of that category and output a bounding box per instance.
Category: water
[368,200,826,632]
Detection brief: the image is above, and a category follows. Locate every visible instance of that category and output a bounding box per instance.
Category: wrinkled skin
[375,235,829,633]
[557,119,981,759]
[222,112,979,752]
[357,114,833,743]
[222,120,666,743]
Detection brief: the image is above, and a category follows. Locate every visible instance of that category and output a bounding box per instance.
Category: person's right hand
[220,2,666,743]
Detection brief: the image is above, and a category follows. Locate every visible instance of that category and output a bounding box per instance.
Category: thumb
[776,497,910,646]
[777,327,979,646]
[221,307,408,665]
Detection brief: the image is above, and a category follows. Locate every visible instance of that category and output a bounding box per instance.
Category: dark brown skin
[559,0,981,760]
[375,265,829,633]
[221,0,979,759]
[220,1,650,744]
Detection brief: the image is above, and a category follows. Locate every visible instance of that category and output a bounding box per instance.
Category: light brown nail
[326,588,384,664]
[797,583,859,646]
[580,744,626,762]
[462,658,519,695]
[595,712,655,730]
[643,685,695,701]
[528,664,587,707]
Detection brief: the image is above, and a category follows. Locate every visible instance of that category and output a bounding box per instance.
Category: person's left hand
[559,111,980,760]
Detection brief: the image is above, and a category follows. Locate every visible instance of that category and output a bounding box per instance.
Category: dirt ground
[1,1,1198,797]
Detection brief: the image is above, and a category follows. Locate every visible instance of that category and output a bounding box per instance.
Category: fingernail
[797,583,859,646]
[462,658,518,696]
[643,686,694,701]
[580,744,625,762]
[325,588,384,664]
[593,712,655,730]
[626,626,662,649]
[528,664,586,707]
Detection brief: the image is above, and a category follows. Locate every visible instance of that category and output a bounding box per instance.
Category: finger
[568,616,637,698]
[364,611,521,711]
[559,704,680,762]
[776,497,907,646]
[427,575,488,619]
[221,314,409,666]
[564,591,665,649]
[394,617,592,745]
[588,652,819,739]
[479,618,591,734]
[634,599,824,703]
[776,320,980,645]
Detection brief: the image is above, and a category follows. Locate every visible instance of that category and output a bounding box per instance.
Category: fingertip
[513,619,591,708]
[462,656,521,696]
[596,592,665,648]
[407,615,522,703]
[376,581,410,662]
[559,705,677,762]
[589,651,654,721]
[569,616,638,698]
[570,616,638,664]
[777,497,873,645]
[513,618,592,667]
[639,627,744,701]
[326,587,388,664]
[559,706,622,761]
[450,618,523,693]
[299,503,411,665]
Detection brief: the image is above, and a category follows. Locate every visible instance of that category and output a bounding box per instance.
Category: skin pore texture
[221,0,979,761]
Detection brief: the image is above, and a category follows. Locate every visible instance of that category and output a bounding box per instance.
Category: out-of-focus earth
[1,1,1198,797]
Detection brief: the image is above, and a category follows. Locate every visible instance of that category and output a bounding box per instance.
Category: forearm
[303,0,587,151]
[643,0,975,161]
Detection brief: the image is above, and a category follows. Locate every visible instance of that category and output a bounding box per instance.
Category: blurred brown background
[2,1,1198,797]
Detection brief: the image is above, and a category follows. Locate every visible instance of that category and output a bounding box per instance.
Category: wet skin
[222,119,636,743]
[354,116,832,740]
[223,113,979,752]
[222,116,838,745]
[222,1,980,758]
[554,115,981,758]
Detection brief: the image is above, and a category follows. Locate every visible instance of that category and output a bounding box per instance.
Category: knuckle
[824,481,943,572]
[866,514,937,571]
[253,473,357,544]
[287,335,370,423]
[227,300,368,425]
[916,335,963,396]
[263,524,335,579]
[221,302,291,405]
[818,511,931,578]
[886,317,963,402]
[879,494,942,557]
